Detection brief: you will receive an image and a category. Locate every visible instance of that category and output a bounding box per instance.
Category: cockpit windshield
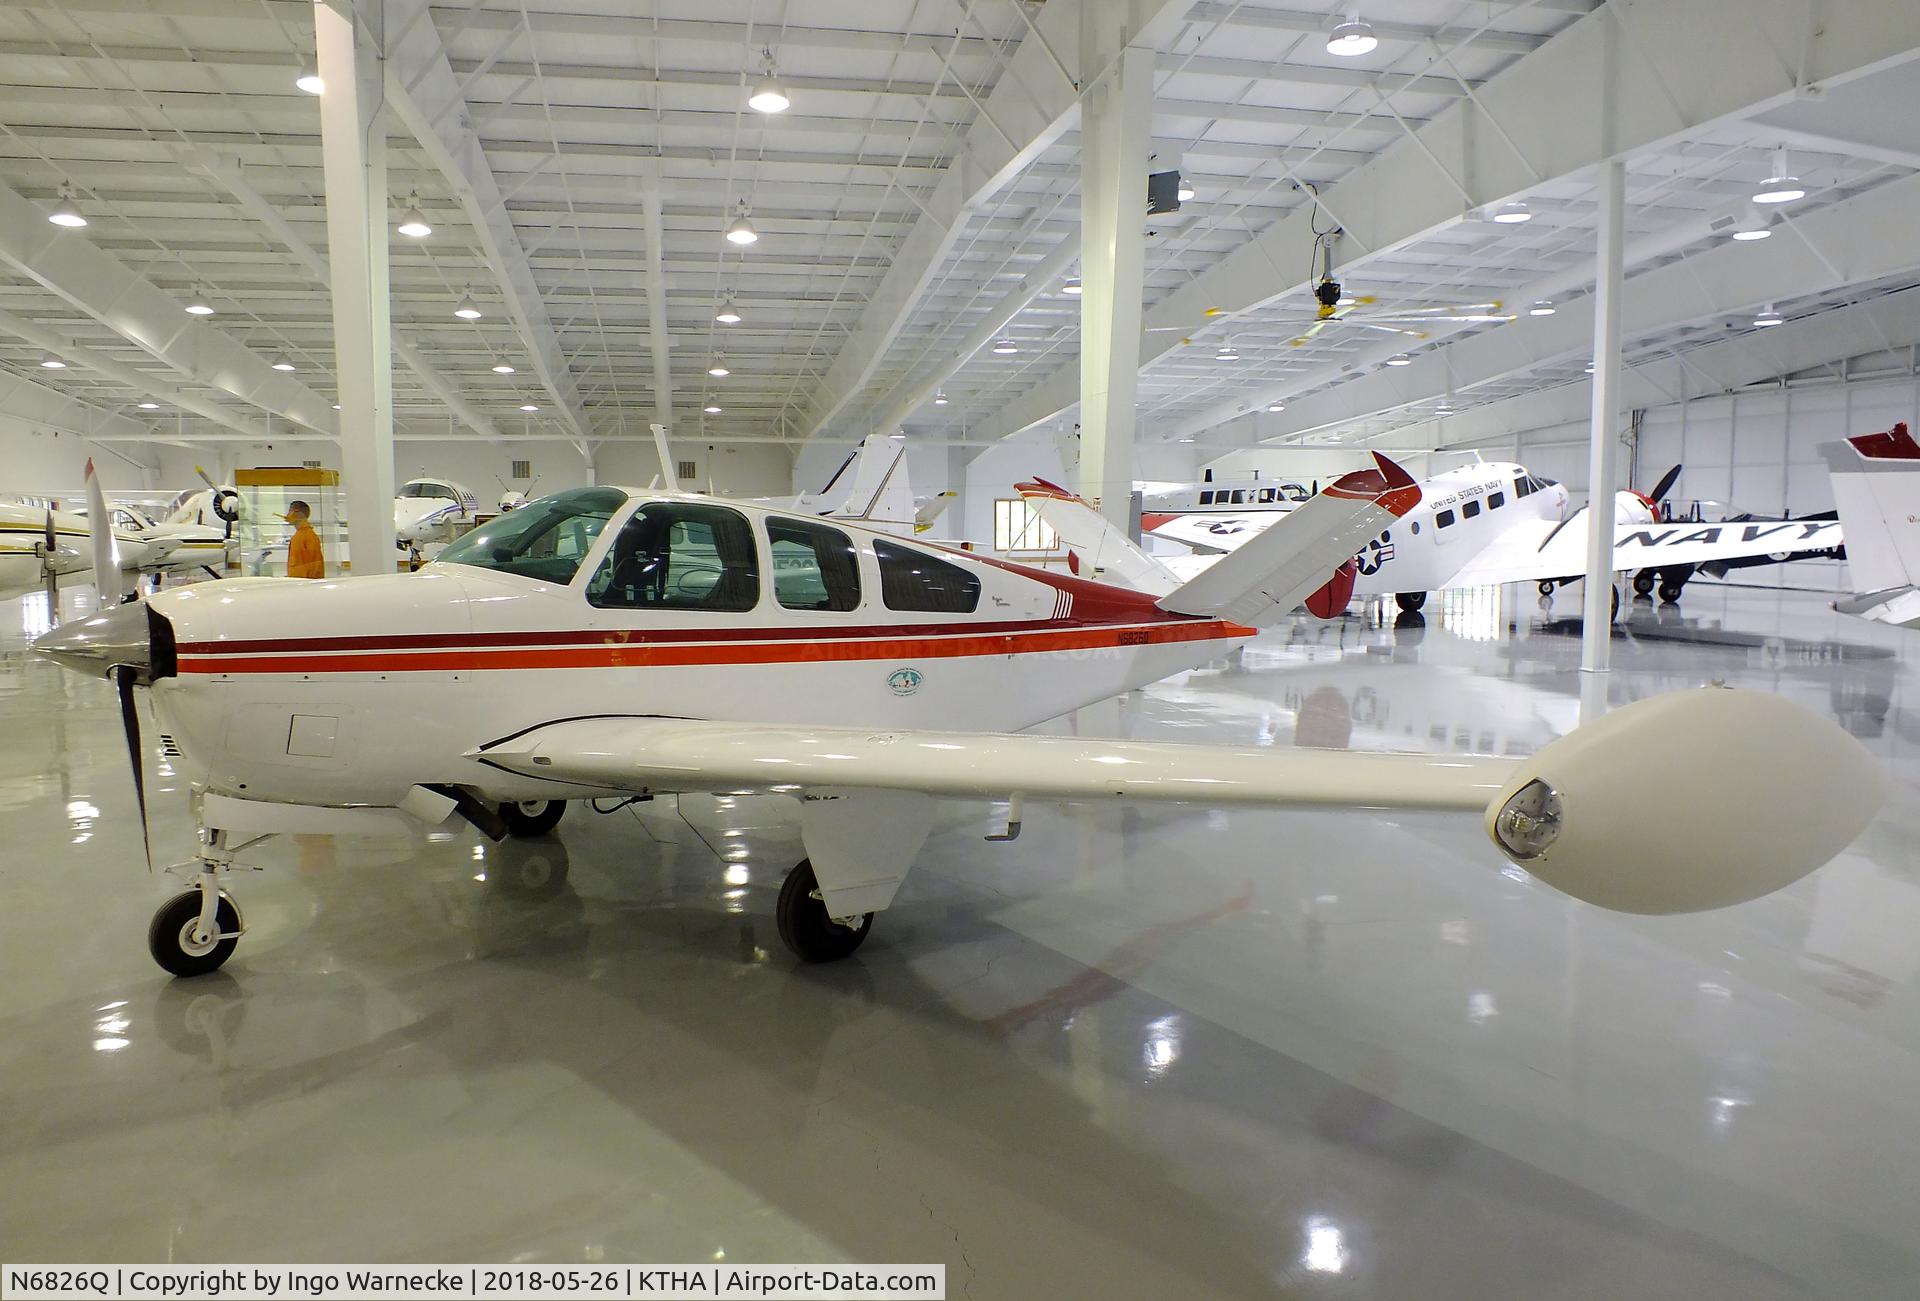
[433,487,625,583]
[399,481,460,501]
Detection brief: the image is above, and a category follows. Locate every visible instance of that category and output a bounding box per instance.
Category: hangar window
[993,498,1058,552]
[1487,491,1505,510]
[1435,509,1456,528]
[874,538,980,614]
[587,501,760,611]
[437,486,623,584]
[767,517,861,612]
[1463,499,1481,519]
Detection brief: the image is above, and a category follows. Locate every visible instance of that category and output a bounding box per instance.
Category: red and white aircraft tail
[1014,477,1192,595]
[1825,422,1920,629]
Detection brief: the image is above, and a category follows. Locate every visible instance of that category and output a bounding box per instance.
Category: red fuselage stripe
[177,619,1250,674]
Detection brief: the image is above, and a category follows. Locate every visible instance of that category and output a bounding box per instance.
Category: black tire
[1632,572,1655,597]
[500,798,566,837]
[1538,580,1556,597]
[1611,584,1621,621]
[1658,582,1684,603]
[148,890,240,978]
[1395,591,1427,614]
[776,859,872,963]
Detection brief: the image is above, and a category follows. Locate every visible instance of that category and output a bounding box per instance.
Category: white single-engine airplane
[1024,460,1844,616]
[35,454,1884,978]
[1,460,235,602]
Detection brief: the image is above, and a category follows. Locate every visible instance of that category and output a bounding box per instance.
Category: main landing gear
[501,798,567,837]
[147,830,246,978]
[777,859,872,963]
[1395,591,1427,614]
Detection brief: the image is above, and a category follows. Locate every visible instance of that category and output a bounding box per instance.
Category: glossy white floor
[1,581,1916,1298]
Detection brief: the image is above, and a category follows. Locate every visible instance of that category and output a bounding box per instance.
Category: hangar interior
[2,1,1919,1296]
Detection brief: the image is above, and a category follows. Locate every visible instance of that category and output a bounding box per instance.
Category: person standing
[285,499,326,579]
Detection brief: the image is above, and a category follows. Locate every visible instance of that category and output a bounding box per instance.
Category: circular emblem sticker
[887,667,923,697]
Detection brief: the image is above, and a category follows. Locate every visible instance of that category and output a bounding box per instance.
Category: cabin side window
[587,501,761,611]
[767,517,861,612]
[1435,508,1456,528]
[1487,491,1505,510]
[1515,476,1533,498]
[1229,489,1247,504]
[1199,490,1215,505]
[1462,499,1481,519]
[873,538,981,613]
[1257,487,1277,504]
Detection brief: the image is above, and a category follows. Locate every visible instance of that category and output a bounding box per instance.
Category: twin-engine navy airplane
[34,454,1885,978]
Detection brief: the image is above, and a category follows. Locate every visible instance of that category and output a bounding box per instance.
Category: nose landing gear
[147,831,246,977]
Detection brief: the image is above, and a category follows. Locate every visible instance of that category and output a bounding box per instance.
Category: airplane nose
[33,600,172,682]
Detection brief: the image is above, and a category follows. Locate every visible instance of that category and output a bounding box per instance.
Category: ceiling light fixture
[1177,177,1196,202]
[520,402,541,412]
[332,403,342,410]
[933,390,948,405]
[454,290,482,320]
[47,183,87,228]
[725,200,758,245]
[137,401,159,410]
[184,286,214,315]
[715,295,742,324]
[270,355,296,371]
[1730,206,1773,240]
[704,404,723,414]
[1327,13,1378,57]
[39,353,67,368]
[491,361,516,374]
[1266,402,1286,412]
[1385,353,1412,366]
[295,61,324,95]
[1753,147,1805,204]
[747,50,789,114]
[396,193,431,238]
[1529,299,1556,316]
[1754,304,1784,327]
[1061,276,1082,296]
[1215,344,1239,361]
[707,357,730,376]
[992,337,1018,354]
[1491,200,1533,224]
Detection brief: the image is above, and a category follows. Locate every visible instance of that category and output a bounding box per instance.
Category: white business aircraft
[34,454,1884,979]
[1,461,233,602]
[1026,460,1844,617]
[1824,422,1920,630]
[394,475,482,554]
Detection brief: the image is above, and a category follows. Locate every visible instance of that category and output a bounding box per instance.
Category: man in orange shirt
[285,499,326,579]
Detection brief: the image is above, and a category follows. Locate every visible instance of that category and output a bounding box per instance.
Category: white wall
[1,414,162,497]
[595,438,791,495]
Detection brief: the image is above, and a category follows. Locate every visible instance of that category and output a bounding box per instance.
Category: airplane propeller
[83,457,126,606]
[111,661,153,872]
[195,465,242,532]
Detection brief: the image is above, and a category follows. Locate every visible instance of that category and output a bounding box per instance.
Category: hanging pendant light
[270,355,296,371]
[1327,12,1378,57]
[715,295,743,324]
[47,183,87,228]
[491,360,516,374]
[933,390,948,405]
[1490,200,1533,224]
[1061,276,1082,296]
[520,402,541,412]
[295,60,324,95]
[39,353,67,369]
[1529,299,1556,316]
[396,192,431,238]
[184,286,215,315]
[704,404,723,414]
[991,338,1018,355]
[1753,147,1805,204]
[725,200,758,245]
[747,51,789,114]
[707,356,730,377]
[454,290,482,320]
[1753,305,1784,327]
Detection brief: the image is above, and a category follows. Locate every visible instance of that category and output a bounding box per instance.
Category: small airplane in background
[1,461,235,602]
[32,452,1884,980]
[1139,473,1316,532]
[394,475,482,557]
[1824,421,1920,630]
[1028,460,1845,617]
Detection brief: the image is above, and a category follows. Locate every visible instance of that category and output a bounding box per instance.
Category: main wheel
[148,890,240,978]
[1395,591,1427,614]
[1538,580,1556,597]
[501,798,566,837]
[776,859,872,963]
[1658,581,1684,603]
[1632,572,1655,597]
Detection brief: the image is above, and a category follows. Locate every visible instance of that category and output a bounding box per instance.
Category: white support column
[1076,40,1152,528]
[638,169,673,434]
[315,0,396,576]
[1580,159,1627,716]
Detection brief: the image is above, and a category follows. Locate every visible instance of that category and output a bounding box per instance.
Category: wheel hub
[177,917,219,958]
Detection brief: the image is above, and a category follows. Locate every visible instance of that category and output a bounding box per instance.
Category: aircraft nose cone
[33,600,153,680]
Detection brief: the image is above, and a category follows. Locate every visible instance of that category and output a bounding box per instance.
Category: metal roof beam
[971,0,1920,447]
[0,366,153,442]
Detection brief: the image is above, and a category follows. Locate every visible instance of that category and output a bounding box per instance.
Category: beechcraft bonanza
[1027,459,1845,617]
[33,453,1885,978]
[1,460,235,602]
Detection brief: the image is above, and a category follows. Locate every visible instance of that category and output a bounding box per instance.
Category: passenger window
[1435,509,1455,528]
[768,517,860,612]
[1487,491,1505,510]
[1229,490,1247,504]
[1258,488,1277,503]
[873,538,980,613]
[1463,500,1481,519]
[587,502,760,611]
[1199,491,1214,505]
[1410,521,1420,534]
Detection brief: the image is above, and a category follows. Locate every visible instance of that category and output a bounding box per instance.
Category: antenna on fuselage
[650,422,681,493]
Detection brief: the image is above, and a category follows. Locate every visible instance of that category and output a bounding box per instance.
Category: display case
[235,466,343,576]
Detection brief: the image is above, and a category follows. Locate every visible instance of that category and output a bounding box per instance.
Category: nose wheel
[776,859,873,963]
[148,886,241,978]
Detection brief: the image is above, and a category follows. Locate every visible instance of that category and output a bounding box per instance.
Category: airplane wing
[1156,454,1419,625]
[1146,512,1278,554]
[1447,509,1844,587]
[1822,422,1920,628]
[472,686,1886,919]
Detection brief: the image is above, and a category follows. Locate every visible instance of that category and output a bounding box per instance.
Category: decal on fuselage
[1616,521,1841,549]
[887,667,924,696]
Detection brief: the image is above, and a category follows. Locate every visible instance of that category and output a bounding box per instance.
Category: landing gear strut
[776,859,872,963]
[147,833,245,977]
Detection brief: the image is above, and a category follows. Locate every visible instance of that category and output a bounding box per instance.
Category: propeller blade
[194,463,217,489]
[112,663,153,872]
[1649,463,1683,503]
[83,458,122,605]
